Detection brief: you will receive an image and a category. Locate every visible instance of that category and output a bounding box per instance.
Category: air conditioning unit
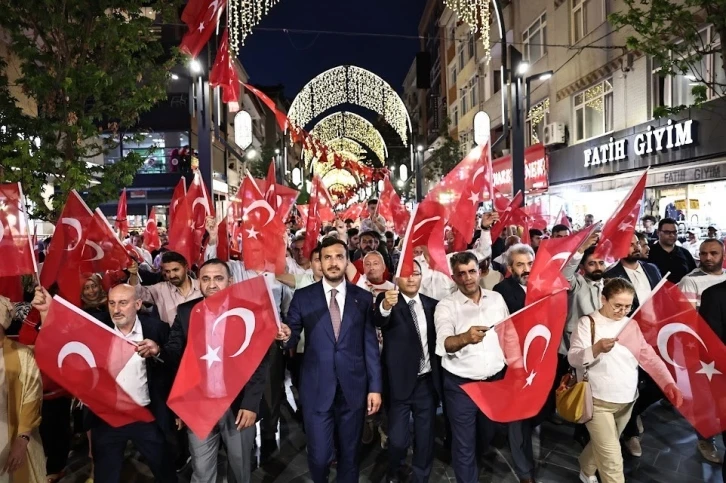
[544,122,566,146]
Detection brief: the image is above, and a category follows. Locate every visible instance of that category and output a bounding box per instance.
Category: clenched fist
[382,289,400,310]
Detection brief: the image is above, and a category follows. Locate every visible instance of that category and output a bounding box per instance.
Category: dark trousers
[261,344,286,441]
[91,420,176,483]
[623,368,663,438]
[386,374,437,483]
[443,369,534,483]
[303,384,365,483]
[40,397,72,474]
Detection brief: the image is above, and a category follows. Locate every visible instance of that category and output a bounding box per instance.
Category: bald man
[33,284,176,483]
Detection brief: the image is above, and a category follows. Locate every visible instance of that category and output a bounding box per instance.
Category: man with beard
[676,239,726,464]
[276,237,382,483]
[353,231,392,280]
[493,244,535,313]
[130,251,202,326]
[603,234,662,457]
[647,217,696,283]
[435,252,535,483]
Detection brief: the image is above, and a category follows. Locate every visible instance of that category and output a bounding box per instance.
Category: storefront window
[573,79,613,142]
[116,131,191,174]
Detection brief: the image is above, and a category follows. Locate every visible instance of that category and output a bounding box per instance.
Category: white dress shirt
[434,288,510,380]
[623,264,651,306]
[114,317,151,406]
[322,278,346,317]
[379,293,431,375]
[286,256,313,276]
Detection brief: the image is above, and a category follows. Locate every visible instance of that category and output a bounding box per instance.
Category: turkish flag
[0,276,24,303]
[35,296,155,427]
[378,176,411,236]
[254,175,299,224]
[242,82,288,131]
[80,209,134,275]
[396,200,449,278]
[525,199,549,231]
[462,290,568,422]
[339,202,365,222]
[0,182,36,277]
[525,224,600,305]
[316,180,336,224]
[555,206,572,230]
[296,204,309,223]
[209,28,240,112]
[630,281,726,438]
[179,0,227,58]
[169,177,187,230]
[186,170,214,264]
[216,220,229,262]
[426,145,490,224]
[115,189,129,239]
[143,208,161,252]
[447,143,494,244]
[40,191,94,306]
[594,170,647,263]
[167,276,279,438]
[240,176,286,274]
[491,191,530,243]
[167,192,197,267]
[302,177,327,259]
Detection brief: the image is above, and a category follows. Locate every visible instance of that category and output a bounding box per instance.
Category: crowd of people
[1,197,726,483]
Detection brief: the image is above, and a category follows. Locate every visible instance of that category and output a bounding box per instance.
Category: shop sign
[492,143,548,194]
[129,190,146,199]
[653,163,724,186]
[583,119,695,168]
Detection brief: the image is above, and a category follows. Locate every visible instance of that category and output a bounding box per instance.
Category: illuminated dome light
[322,169,359,190]
[313,151,362,177]
[307,111,387,163]
[327,137,364,157]
[288,65,411,145]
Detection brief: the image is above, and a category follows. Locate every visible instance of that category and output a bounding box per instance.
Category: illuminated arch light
[322,169,359,190]
[288,65,412,145]
[308,111,388,163]
[327,138,364,157]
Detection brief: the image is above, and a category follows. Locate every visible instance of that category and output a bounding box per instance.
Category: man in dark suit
[278,237,382,483]
[604,234,662,457]
[373,259,440,483]
[85,284,176,483]
[140,259,269,483]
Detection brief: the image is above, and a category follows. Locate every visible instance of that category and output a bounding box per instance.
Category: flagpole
[17,183,40,282]
[614,272,670,339]
[490,287,568,329]
[394,204,419,279]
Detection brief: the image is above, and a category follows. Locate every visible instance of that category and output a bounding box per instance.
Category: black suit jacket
[373,291,442,401]
[162,297,269,417]
[493,277,526,313]
[700,281,726,343]
[86,313,173,433]
[604,260,662,312]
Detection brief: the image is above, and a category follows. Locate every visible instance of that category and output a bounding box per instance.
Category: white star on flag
[696,360,722,381]
[246,227,259,239]
[618,221,633,231]
[524,371,537,387]
[468,191,479,205]
[197,21,205,33]
[201,345,221,368]
[530,276,545,293]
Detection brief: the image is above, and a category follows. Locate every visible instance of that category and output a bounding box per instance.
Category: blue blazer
[285,281,382,412]
[604,260,662,312]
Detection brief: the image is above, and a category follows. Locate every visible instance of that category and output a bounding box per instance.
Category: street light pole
[415,144,424,202]
[509,46,526,205]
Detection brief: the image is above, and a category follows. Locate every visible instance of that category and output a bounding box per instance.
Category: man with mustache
[493,244,535,313]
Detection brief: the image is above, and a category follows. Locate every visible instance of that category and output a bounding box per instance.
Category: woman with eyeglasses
[568,278,683,483]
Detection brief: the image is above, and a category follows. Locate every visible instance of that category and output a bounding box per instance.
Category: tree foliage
[425,117,462,181]
[0,0,180,221]
[247,145,277,179]
[609,0,726,117]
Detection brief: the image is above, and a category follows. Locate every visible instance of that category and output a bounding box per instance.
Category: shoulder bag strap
[582,314,596,382]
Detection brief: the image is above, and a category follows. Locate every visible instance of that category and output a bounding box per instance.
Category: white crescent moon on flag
[83,240,104,262]
[412,216,441,245]
[61,218,83,251]
[522,324,552,373]
[58,341,97,368]
[0,221,4,243]
[472,166,486,183]
[192,196,211,217]
[211,307,257,358]
[243,200,275,226]
[657,322,708,369]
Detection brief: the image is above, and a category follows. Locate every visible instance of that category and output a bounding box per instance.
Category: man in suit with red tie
[277,237,382,483]
[373,259,440,483]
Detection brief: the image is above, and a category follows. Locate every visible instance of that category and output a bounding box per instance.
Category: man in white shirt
[435,251,535,483]
[125,230,154,267]
[360,198,387,234]
[287,235,313,275]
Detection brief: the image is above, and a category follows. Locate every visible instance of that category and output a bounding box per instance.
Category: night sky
[238,0,427,100]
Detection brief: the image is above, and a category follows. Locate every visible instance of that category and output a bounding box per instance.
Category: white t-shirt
[678,268,726,308]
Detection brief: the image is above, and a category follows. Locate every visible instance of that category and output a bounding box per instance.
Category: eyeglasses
[660,230,678,236]
[607,301,633,313]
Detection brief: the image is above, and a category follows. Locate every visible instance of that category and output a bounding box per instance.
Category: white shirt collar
[401,292,421,305]
[622,262,644,274]
[453,287,486,305]
[114,316,142,338]
[322,278,346,296]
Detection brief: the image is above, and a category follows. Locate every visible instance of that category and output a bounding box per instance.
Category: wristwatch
[18,434,30,442]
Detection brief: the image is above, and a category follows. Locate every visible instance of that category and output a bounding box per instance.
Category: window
[116,131,191,173]
[461,89,468,113]
[526,98,550,146]
[470,83,477,109]
[523,13,547,63]
[493,70,501,94]
[449,25,456,49]
[449,64,457,87]
[572,0,603,43]
[468,34,475,59]
[452,104,459,126]
[458,42,465,69]
[573,79,613,142]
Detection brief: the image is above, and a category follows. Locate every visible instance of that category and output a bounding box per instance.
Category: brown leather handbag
[555,315,596,424]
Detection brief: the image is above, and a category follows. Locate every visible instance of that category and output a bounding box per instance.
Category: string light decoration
[527,98,550,145]
[327,138,364,157]
[228,0,282,54]
[322,169,359,189]
[307,111,388,163]
[288,65,411,145]
[444,0,491,62]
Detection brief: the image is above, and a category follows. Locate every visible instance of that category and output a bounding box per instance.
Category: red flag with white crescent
[179,0,227,58]
[209,28,240,112]
[0,182,37,277]
[396,200,449,279]
[143,207,161,252]
[115,188,129,239]
[170,177,187,230]
[240,175,286,274]
[167,276,279,438]
[80,209,134,275]
[378,176,411,236]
